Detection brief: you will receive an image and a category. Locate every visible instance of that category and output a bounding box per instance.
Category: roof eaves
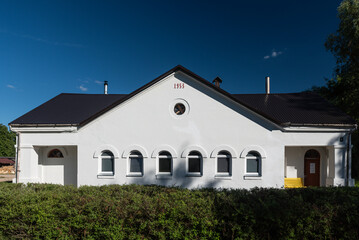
[284,122,357,128]
[9,123,79,127]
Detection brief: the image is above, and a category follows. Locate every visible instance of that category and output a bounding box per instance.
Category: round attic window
[174,103,186,115]
[170,99,190,119]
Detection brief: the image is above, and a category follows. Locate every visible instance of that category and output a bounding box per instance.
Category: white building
[9,65,357,188]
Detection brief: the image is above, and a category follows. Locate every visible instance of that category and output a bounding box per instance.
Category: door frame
[304,149,321,187]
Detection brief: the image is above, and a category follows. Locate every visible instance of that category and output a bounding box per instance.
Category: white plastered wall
[14,71,350,188]
[73,72,284,188]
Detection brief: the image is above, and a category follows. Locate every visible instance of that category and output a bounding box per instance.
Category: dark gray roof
[232,92,356,127]
[10,93,127,126]
[9,65,356,128]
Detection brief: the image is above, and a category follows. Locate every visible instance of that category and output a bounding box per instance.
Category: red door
[304,150,320,187]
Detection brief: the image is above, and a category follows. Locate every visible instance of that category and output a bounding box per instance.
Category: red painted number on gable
[174,83,184,89]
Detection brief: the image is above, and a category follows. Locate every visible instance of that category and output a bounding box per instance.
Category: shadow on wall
[124,158,219,189]
[175,73,278,132]
[123,140,219,189]
[327,134,347,181]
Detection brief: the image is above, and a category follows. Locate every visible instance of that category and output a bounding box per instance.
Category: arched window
[158,151,172,175]
[187,151,202,176]
[101,151,114,175]
[305,149,320,159]
[48,149,64,158]
[246,151,261,175]
[128,151,143,176]
[217,151,231,175]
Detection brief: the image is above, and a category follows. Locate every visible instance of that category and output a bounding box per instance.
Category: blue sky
[0,0,342,126]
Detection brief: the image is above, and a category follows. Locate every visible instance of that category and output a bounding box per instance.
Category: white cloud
[79,85,88,92]
[271,50,282,57]
[7,84,15,89]
[95,80,103,85]
[264,49,284,60]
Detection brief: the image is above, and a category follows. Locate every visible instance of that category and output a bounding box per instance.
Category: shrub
[0,184,358,239]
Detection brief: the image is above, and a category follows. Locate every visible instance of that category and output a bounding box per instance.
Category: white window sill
[215,173,232,180]
[186,172,202,177]
[243,175,262,180]
[126,172,143,177]
[97,173,114,179]
[156,173,172,179]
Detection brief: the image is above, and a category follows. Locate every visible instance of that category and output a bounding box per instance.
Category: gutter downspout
[15,132,20,183]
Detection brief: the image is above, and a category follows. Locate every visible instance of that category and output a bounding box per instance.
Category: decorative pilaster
[18,145,41,183]
[333,145,346,186]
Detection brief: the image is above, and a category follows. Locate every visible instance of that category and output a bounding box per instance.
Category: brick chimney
[212,77,223,88]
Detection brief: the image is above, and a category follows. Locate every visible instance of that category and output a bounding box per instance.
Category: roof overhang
[10,124,78,133]
[282,123,357,132]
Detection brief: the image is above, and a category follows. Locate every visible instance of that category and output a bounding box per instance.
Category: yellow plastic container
[284,178,305,188]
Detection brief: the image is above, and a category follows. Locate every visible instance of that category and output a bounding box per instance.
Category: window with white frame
[217,151,231,176]
[128,151,143,176]
[158,151,172,175]
[101,151,114,175]
[246,151,261,175]
[187,151,202,176]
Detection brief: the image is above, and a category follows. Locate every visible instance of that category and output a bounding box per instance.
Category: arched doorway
[304,149,320,186]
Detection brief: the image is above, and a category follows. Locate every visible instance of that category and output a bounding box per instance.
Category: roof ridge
[9,66,356,128]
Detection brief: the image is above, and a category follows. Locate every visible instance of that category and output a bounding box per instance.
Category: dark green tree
[0,124,16,157]
[313,0,359,177]
[324,0,359,118]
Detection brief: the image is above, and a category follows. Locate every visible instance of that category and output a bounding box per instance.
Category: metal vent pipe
[104,81,108,95]
[265,76,270,94]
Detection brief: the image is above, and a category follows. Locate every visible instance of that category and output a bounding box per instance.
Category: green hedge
[0,184,358,239]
